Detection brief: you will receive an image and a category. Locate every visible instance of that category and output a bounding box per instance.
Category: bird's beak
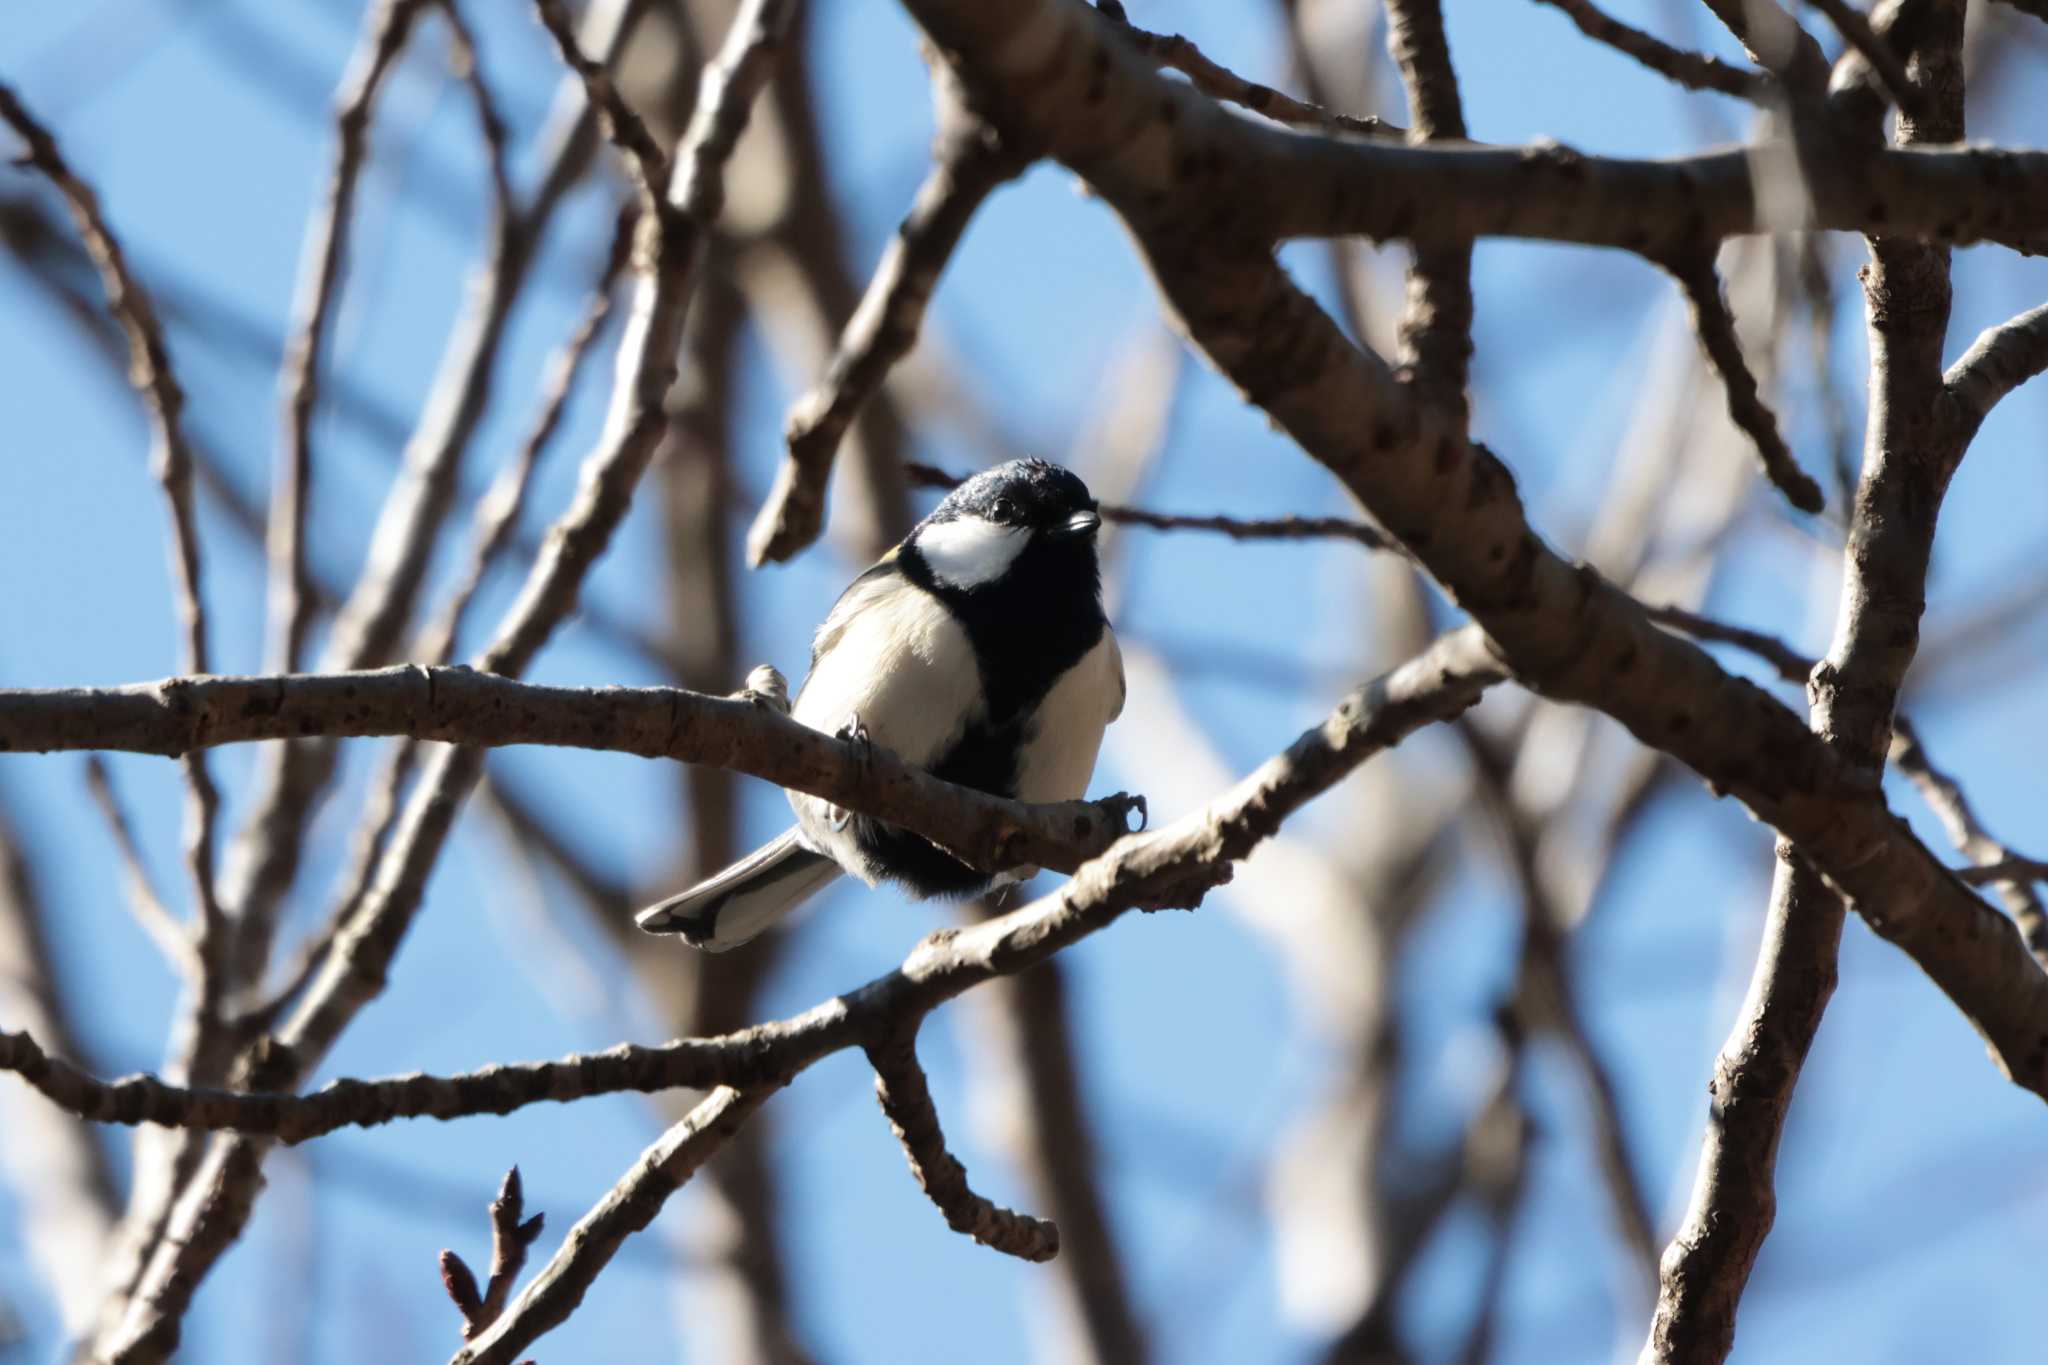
[1057,509,1101,537]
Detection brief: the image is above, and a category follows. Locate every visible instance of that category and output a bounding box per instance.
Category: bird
[635,457,1125,950]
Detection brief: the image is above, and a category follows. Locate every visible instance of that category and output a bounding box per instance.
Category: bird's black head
[929,458,1098,537]
[909,459,1102,595]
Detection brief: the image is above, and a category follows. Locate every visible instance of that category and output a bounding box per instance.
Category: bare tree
[2,1,2046,1361]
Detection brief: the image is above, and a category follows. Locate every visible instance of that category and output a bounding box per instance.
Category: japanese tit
[635,458,1125,950]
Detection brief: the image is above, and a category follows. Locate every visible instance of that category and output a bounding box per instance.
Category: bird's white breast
[1012,629,1125,806]
[791,571,984,770]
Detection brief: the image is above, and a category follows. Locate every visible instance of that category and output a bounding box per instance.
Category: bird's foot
[1098,791,1148,835]
[825,711,872,832]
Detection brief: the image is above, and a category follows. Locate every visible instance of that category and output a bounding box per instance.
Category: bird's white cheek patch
[917,515,1030,589]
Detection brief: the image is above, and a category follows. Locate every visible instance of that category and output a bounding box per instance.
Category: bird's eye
[991,496,1016,522]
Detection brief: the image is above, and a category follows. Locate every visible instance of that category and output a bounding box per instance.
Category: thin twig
[441,1166,546,1340]
[1957,858,2048,887]
[1807,0,1922,116]
[270,0,432,675]
[1644,604,1810,683]
[531,0,670,198]
[904,462,1394,551]
[0,81,231,1014]
[1891,720,2048,970]
[1386,0,1476,422]
[867,1031,1059,1261]
[1665,254,1824,513]
[450,1088,769,1365]
[1698,0,1833,89]
[435,0,516,218]
[1113,17,1398,137]
[414,201,637,665]
[1532,0,1773,101]
[1459,725,1658,1281]
[221,0,636,997]
[80,759,202,981]
[89,2,797,1352]
[748,68,1025,565]
[1942,299,2048,447]
[250,201,635,1020]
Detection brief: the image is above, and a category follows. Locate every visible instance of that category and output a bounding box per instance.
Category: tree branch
[1385,0,1476,421]
[904,461,1395,551]
[440,1166,546,1341]
[0,78,232,1048]
[1698,0,1832,88]
[1647,7,1967,1356]
[1942,299,2048,446]
[1664,252,1824,513]
[0,668,1145,881]
[217,0,653,993]
[1892,719,2048,970]
[451,1087,770,1365]
[748,65,1023,565]
[1530,0,1774,101]
[934,10,2048,258]
[891,0,2048,1107]
[1113,14,1397,137]
[1,626,1500,1359]
[1807,0,1922,116]
[866,1030,1059,1261]
[270,0,433,675]
[81,757,202,981]
[0,629,1503,1148]
[89,2,798,1355]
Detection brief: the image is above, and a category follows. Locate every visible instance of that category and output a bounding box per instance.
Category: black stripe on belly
[854,533,1106,899]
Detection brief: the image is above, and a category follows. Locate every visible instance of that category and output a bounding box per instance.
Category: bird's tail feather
[634,829,839,951]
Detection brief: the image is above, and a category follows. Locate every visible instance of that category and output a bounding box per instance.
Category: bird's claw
[825,711,872,832]
[1100,792,1148,834]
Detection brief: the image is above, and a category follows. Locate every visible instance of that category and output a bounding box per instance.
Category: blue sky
[2,2,2046,1362]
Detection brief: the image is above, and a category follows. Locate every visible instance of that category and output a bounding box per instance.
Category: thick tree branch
[1,627,1500,1359]
[0,668,1144,881]
[0,630,1503,1147]
[892,0,2048,1105]
[1647,8,1967,1358]
[905,9,2048,257]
